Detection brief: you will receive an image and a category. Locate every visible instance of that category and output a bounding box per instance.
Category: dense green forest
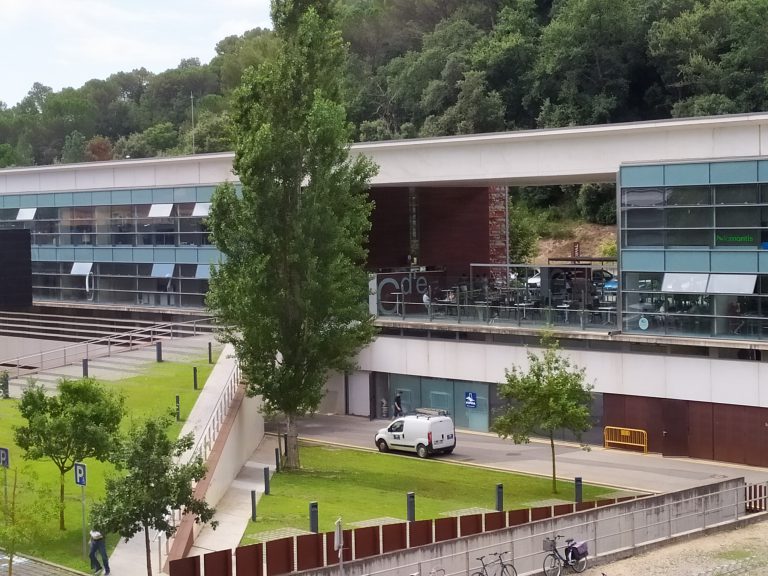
[1,0,766,231]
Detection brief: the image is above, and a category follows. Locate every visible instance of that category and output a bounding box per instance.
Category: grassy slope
[0,351,218,568]
[242,444,613,543]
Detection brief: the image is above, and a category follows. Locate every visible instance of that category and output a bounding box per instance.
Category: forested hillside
[0,0,766,249]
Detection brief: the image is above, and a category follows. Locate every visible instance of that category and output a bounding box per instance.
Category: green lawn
[242,444,613,542]
[0,348,220,569]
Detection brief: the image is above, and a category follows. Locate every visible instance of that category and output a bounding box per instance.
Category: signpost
[334,517,345,576]
[75,462,87,558]
[0,447,9,506]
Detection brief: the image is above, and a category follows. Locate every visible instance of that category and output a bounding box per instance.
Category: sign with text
[74,462,87,486]
[465,391,477,409]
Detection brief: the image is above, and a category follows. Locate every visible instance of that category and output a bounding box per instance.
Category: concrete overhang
[1,112,767,193]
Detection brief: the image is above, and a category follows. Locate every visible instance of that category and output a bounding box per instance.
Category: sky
[0,0,273,107]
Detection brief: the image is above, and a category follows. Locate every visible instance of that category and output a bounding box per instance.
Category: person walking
[393,393,403,417]
[89,529,110,575]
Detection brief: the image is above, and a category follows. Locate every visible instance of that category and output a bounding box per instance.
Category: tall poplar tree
[207,0,377,469]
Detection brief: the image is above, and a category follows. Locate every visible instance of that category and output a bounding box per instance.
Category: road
[291,414,768,494]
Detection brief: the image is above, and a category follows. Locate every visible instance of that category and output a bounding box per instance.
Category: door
[662,399,689,457]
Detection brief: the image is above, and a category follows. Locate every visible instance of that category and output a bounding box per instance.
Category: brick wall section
[488,186,508,267]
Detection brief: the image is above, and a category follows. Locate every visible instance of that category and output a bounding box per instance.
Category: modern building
[3,113,768,466]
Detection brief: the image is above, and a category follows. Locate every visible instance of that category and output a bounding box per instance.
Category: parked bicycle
[471,550,517,576]
[542,535,588,576]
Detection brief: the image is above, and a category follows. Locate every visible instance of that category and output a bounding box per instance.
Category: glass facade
[620,160,768,340]
[390,374,494,431]
[0,188,214,308]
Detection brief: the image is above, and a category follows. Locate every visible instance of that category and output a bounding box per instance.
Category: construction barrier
[603,426,648,453]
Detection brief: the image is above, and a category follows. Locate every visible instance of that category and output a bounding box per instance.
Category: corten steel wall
[419,187,492,278]
[367,187,410,270]
[169,479,762,576]
[604,394,768,467]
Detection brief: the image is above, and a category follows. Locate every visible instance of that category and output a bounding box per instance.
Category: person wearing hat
[89,529,110,575]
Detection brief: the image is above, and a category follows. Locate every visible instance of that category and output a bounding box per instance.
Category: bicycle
[542,535,588,576]
[471,550,517,576]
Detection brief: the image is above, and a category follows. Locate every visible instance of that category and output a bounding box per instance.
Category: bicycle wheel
[543,553,561,576]
[572,555,587,573]
[501,561,518,576]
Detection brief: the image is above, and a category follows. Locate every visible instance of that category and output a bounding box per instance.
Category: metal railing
[0,317,216,380]
[349,480,762,576]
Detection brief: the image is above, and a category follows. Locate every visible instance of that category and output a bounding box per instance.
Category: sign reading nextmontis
[716,233,754,243]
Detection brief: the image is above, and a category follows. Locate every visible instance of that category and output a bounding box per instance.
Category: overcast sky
[0,0,273,107]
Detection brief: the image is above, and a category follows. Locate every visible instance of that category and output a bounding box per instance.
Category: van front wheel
[416,444,428,459]
[376,440,389,453]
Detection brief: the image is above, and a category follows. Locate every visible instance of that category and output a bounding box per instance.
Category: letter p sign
[0,447,8,468]
[74,462,87,486]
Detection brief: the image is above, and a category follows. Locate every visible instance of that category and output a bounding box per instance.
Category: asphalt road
[291,414,768,494]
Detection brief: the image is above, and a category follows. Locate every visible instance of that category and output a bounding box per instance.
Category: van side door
[387,419,408,449]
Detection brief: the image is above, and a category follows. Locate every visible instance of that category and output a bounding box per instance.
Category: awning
[195,264,210,279]
[148,204,173,218]
[661,273,709,293]
[706,274,757,295]
[151,263,175,278]
[70,262,93,275]
[16,208,37,220]
[192,203,211,217]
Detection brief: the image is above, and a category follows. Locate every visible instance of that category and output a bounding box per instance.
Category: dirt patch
[583,519,768,576]
[535,223,616,265]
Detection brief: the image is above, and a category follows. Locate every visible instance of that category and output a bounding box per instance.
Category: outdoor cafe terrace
[372,263,619,333]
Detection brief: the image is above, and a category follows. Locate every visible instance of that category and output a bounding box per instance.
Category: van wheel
[416,444,428,459]
[376,439,389,453]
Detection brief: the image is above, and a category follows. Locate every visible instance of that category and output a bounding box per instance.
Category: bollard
[208,341,212,364]
[496,483,503,512]
[309,501,319,533]
[82,358,88,378]
[274,448,280,472]
[251,490,257,522]
[175,395,180,421]
[264,467,270,495]
[193,367,198,390]
[575,477,583,503]
[407,492,415,522]
[156,341,163,362]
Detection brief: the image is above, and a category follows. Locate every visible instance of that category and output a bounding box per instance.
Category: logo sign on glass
[465,391,477,409]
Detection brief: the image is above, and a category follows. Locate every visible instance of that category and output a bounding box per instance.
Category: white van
[375,412,456,458]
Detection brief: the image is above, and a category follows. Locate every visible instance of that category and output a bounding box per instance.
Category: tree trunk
[144,525,153,576]
[59,472,65,530]
[550,432,557,494]
[284,412,300,470]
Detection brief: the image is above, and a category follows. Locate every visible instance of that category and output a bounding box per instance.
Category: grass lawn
[0,347,221,569]
[242,443,613,543]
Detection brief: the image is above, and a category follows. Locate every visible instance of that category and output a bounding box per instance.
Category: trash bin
[381,399,388,419]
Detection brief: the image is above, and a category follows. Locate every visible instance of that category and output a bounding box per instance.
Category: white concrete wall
[319,372,345,414]
[204,394,263,508]
[4,114,768,192]
[356,336,768,408]
[347,371,371,416]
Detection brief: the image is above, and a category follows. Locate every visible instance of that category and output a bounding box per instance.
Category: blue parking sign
[0,447,8,468]
[465,392,477,408]
[74,462,87,486]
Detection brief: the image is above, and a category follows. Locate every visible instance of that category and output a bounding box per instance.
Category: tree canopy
[2,0,768,166]
[91,416,216,576]
[492,334,593,493]
[14,377,124,530]
[207,3,377,469]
